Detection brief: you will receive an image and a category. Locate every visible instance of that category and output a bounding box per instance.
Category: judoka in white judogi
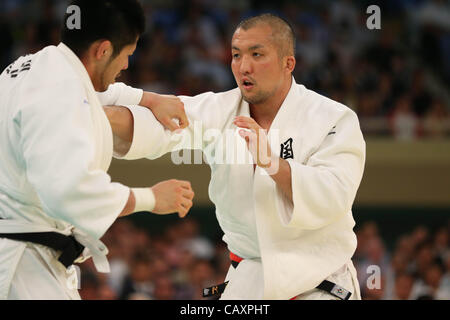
[113,77,366,299]
[0,43,143,299]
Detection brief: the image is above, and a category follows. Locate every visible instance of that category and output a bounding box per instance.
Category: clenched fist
[141,92,189,131]
[151,179,195,218]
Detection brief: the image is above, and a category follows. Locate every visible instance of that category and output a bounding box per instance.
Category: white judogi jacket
[120,79,366,300]
[0,43,142,299]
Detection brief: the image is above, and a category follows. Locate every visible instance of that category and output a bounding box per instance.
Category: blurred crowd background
[77,216,450,300]
[0,0,449,300]
[355,219,449,299]
[1,0,450,139]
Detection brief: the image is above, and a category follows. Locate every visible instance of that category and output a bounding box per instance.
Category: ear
[285,56,296,74]
[94,40,113,61]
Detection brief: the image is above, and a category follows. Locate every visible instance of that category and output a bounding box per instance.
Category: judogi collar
[57,42,95,93]
[56,42,113,172]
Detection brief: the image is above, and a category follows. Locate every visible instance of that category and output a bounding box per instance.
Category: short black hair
[61,0,145,58]
[235,13,296,58]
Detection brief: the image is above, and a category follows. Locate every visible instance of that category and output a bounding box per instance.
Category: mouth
[242,78,254,90]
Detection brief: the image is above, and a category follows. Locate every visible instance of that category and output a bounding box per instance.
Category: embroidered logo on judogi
[330,284,350,300]
[6,59,32,78]
[280,138,294,160]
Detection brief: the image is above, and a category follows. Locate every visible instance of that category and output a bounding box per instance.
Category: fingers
[170,99,189,130]
[178,198,193,218]
[238,129,251,138]
[178,180,192,191]
[234,116,254,123]
[156,95,189,132]
[175,180,194,218]
[234,119,251,130]
[239,129,257,143]
[234,116,259,130]
[234,121,251,129]
[182,189,195,200]
[164,118,180,131]
[177,105,189,129]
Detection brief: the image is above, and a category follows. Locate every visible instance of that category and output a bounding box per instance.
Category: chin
[102,80,114,91]
[242,94,264,105]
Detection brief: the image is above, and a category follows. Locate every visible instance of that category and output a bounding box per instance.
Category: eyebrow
[232,44,265,51]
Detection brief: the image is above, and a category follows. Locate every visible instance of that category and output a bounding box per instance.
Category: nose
[239,55,252,75]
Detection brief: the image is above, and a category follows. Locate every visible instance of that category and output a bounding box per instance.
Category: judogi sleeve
[117,92,223,160]
[96,82,143,106]
[276,110,366,230]
[19,78,130,239]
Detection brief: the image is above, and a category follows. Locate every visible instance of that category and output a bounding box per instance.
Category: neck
[249,76,292,128]
[80,55,102,91]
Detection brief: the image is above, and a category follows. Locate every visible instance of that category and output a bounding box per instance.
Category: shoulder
[179,87,241,103]
[30,45,80,84]
[3,46,77,84]
[179,87,242,113]
[8,45,80,93]
[298,83,359,123]
[18,46,83,98]
[215,87,241,100]
[14,47,87,114]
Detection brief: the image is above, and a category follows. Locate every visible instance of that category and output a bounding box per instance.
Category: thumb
[238,129,250,144]
[178,114,189,129]
[164,118,180,131]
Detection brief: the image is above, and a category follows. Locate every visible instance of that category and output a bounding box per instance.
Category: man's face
[99,42,137,91]
[231,24,285,105]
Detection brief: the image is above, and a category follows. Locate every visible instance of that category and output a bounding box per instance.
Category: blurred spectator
[389,95,420,140]
[411,225,431,249]
[187,259,217,300]
[436,252,450,299]
[79,271,101,300]
[392,273,414,300]
[79,270,117,300]
[423,100,450,138]
[410,263,444,299]
[384,251,410,299]
[153,275,176,300]
[119,251,155,299]
[434,227,449,261]
[357,236,390,295]
[412,242,435,280]
[178,219,215,260]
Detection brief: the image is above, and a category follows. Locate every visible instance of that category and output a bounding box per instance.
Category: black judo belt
[0,231,85,268]
[203,255,352,300]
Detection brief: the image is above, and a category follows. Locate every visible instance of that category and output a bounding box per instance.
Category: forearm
[103,106,134,142]
[119,190,136,217]
[97,82,143,107]
[268,158,293,203]
[103,105,134,156]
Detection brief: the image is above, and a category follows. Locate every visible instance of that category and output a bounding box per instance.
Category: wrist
[131,187,156,212]
[140,91,158,110]
[261,155,281,176]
